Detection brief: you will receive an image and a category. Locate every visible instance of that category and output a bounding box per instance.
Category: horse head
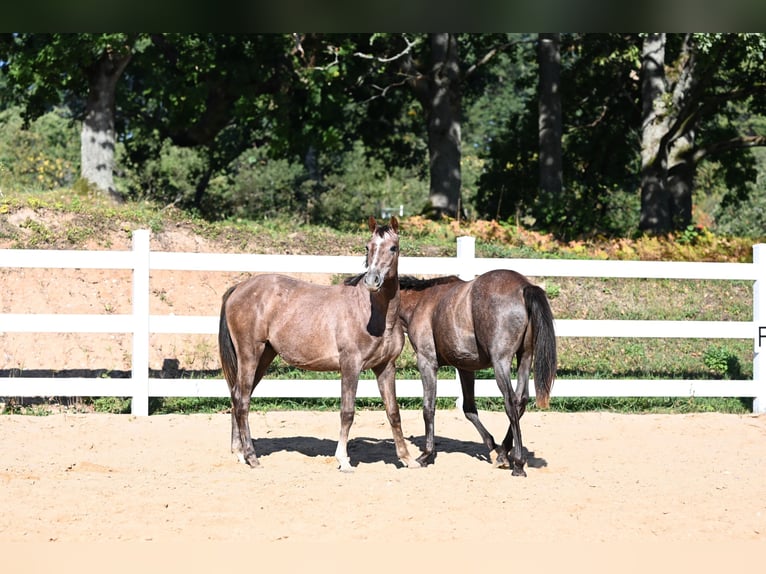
[363,215,399,292]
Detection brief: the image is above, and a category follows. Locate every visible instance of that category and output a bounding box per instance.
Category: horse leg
[231,344,276,468]
[495,334,534,462]
[375,360,420,469]
[458,369,506,468]
[515,346,532,419]
[494,362,526,477]
[416,357,439,466]
[335,369,360,472]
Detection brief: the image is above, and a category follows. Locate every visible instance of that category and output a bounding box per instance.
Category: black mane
[344,272,366,286]
[399,275,462,291]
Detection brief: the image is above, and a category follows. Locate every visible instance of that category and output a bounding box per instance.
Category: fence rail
[1,230,764,415]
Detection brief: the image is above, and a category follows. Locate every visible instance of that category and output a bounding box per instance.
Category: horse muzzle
[363,271,384,292]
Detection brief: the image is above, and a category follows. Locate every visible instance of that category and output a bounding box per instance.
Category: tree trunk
[80,49,132,203]
[408,33,462,219]
[639,34,699,234]
[667,148,694,228]
[638,33,672,233]
[664,48,698,231]
[538,33,563,210]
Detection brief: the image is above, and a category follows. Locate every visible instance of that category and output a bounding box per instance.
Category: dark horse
[399,270,557,476]
[218,216,419,471]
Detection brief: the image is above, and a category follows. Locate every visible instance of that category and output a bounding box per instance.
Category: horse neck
[365,273,400,329]
[397,288,421,330]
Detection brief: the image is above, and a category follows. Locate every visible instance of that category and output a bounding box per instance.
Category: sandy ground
[2,225,765,569]
[2,409,765,547]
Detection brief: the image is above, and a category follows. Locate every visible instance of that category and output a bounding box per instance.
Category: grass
[0,189,760,415]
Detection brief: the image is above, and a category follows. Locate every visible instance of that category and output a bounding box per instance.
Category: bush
[0,106,78,192]
[124,139,209,208]
[703,345,742,379]
[224,145,309,222]
[315,140,428,229]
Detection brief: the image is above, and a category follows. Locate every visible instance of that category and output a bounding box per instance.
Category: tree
[477,34,642,237]
[120,34,292,209]
[348,33,528,220]
[1,33,143,202]
[639,33,766,234]
[80,40,134,202]
[401,33,463,218]
[538,33,563,212]
[477,33,765,238]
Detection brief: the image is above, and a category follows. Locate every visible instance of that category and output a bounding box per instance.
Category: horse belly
[268,327,342,371]
[436,331,488,370]
[439,348,488,371]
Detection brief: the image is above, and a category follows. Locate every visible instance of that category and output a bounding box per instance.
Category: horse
[218,216,419,471]
[398,270,557,476]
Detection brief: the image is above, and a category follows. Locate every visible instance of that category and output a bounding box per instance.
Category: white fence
[1,230,764,415]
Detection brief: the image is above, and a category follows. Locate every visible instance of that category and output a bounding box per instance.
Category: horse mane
[399,275,462,291]
[343,272,366,286]
[373,223,396,237]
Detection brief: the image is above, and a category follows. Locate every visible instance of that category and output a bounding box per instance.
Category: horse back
[406,270,531,369]
[223,273,402,371]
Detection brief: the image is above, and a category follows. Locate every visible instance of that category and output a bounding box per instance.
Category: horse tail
[524,284,557,408]
[218,285,239,387]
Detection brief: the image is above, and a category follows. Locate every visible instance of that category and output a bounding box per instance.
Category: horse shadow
[408,434,548,469]
[252,435,406,468]
[251,434,547,469]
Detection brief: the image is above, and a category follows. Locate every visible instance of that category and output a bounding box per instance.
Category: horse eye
[390,246,398,253]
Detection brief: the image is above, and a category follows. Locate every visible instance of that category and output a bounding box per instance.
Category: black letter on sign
[760,326,766,348]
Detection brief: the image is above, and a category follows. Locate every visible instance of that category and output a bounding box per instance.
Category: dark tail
[524,284,557,408]
[218,285,239,387]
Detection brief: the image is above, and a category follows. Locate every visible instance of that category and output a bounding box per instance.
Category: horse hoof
[337,457,353,472]
[415,453,434,467]
[406,458,422,469]
[245,454,261,468]
[511,467,527,477]
[490,450,510,469]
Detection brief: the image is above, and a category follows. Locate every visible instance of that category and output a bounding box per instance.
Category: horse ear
[390,216,399,233]
[368,215,377,232]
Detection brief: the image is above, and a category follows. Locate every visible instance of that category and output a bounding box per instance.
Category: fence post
[456,236,476,280]
[753,244,766,414]
[131,230,151,416]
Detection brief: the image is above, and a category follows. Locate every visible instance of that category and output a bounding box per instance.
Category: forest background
[0,33,764,241]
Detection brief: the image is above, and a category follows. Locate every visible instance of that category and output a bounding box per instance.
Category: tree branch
[464,36,536,78]
[694,135,766,162]
[353,34,419,63]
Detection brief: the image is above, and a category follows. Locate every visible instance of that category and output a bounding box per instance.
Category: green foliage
[222,145,309,222]
[543,396,750,414]
[193,139,429,228]
[315,140,428,228]
[0,106,79,192]
[123,139,209,207]
[1,32,764,237]
[544,282,561,299]
[150,398,230,415]
[476,33,766,240]
[91,397,131,414]
[703,345,742,379]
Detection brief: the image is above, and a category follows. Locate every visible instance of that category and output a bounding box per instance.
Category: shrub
[703,345,742,379]
[0,106,78,192]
